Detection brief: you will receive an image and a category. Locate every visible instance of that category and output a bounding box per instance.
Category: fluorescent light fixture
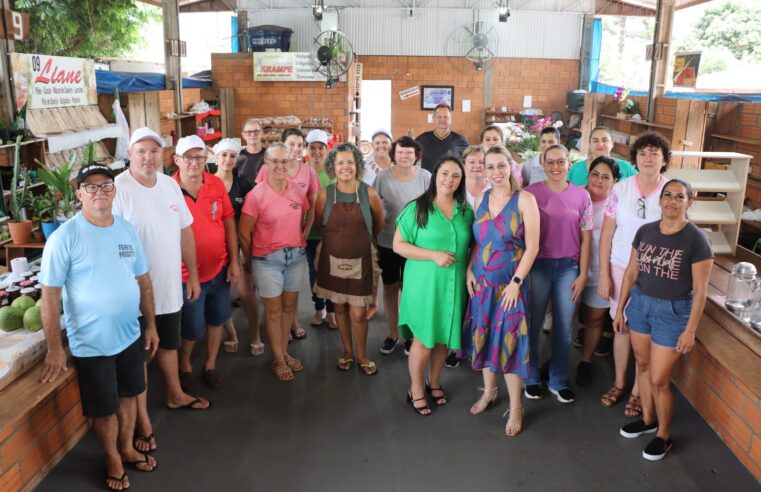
[498,0,510,22]
[313,0,324,21]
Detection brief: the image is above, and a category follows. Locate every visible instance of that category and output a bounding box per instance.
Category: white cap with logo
[129,127,164,148]
[175,135,206,156]
[371,128,393,141]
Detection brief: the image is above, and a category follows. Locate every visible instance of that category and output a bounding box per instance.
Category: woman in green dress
[393,155,474,416]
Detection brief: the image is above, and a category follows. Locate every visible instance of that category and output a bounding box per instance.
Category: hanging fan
[454,21,498,71]
[312,30,355,89]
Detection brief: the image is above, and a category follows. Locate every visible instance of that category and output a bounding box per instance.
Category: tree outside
[13,0,160,59]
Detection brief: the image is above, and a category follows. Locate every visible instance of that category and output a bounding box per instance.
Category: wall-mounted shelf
[712,133,759,146]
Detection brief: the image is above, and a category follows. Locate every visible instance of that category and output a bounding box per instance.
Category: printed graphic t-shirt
[632,221,714,300]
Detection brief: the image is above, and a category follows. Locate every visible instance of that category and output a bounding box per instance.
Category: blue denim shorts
[624,286,692,348]
[181,266,231,341]
[252,247,306,298]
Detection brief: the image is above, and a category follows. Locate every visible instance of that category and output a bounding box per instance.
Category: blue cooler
[247,25,293,52]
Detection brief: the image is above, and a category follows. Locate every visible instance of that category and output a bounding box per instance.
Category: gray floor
[38,286,758,491]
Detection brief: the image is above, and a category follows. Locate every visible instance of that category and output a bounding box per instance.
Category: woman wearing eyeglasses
[575,156,619,387]
[523,144,593,404]
[240,143,310,381]
[597,131,670,416]
[567,126,638,187]
[615,179,713,461]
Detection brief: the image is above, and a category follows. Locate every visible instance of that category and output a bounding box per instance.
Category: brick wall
[672,343,761,482]
[211,53,351,138]
[360,56,580,144]
[0,362,87,491]
[210,54,579,144]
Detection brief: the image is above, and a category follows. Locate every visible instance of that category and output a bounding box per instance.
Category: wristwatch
[512,276,522,285]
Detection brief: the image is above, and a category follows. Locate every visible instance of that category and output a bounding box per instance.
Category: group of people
[38,103,713,490]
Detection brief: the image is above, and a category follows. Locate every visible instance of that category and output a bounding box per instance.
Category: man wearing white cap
[362,128,393,187]
[114,128,210,455]
[304,129,337,328]
[173,135,239,390]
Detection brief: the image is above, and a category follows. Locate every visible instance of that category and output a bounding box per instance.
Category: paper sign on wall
[462,99,471,112]
[523,95,532,108]
[253,52,328,82]
[399,86,420,100]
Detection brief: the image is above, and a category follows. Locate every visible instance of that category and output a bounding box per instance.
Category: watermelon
[0,306,24,331]
[23,306,43,332]
[11,295,36,312]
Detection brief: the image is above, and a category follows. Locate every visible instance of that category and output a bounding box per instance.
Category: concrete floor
[38,286,758,491]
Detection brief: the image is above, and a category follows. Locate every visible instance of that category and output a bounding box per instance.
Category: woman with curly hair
[314,143,384,375]
[597,131,671,417]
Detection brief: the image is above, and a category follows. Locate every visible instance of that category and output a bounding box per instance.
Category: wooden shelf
[712,134,759,146]
[0,139,45,150]
[664,169,743,193]
[689,200,738,225]
[703,229,733,255]
[162,113,194,121]
[630,119,674,131]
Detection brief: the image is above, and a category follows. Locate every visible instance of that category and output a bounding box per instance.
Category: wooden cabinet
[665,150,751,255]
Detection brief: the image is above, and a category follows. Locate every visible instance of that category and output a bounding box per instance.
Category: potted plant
[35,153,77,222]
[8,136,32,244]
[31,190,58,240]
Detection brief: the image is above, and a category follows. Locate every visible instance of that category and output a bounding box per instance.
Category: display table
[674,249,761,482]
[4,242,45,264]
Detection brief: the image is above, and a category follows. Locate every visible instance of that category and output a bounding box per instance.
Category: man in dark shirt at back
[416,103,469,173]
[235,118,265,185]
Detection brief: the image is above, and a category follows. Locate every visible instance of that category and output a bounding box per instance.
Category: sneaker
[595,335,613,357]
[379,337,398,355]
[524,384,543,400]
[549,387,575,403]
[573,327,584,348]
[309,310,326,326]
[620,419,658,438]
[403,338,413,355]
[642,436,672,461]
[542,314,553,334]
[575,361,592,386]
[445,352,460,368]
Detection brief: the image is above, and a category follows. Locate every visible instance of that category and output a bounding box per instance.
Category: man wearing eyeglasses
[114,128,210,458]
[173,135,239,391]
[235,118,265,185]
[40,164,159,490]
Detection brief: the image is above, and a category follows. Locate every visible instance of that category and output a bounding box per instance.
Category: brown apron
[315,185,373,302]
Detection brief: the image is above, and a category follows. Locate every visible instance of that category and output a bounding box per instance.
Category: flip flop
[336,357,354,371]
[133,433,157,453]
[123,452,156,472]
[223,340,239,353]
[359,361,378,376]
[290,327,307,340]
[166,397,211,411]
[105,471,129,491]
[250,342,265,356]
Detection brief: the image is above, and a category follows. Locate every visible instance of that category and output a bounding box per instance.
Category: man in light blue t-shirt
[39,164,159,490]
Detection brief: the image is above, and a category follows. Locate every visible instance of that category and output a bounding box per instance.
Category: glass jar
[6,286,21,302]
[725,262,757,320]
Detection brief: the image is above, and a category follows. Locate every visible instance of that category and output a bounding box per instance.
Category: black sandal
[406,392,431,416]
[133,433,157,453]
[426,382,448,406]
[105,471,129,491]
[123,452,156,472]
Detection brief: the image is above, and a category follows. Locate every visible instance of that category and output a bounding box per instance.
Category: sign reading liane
[11,53,97,110]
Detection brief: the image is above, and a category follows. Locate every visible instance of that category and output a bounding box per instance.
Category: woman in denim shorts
[239,143,309,381]
[613,179,713,461]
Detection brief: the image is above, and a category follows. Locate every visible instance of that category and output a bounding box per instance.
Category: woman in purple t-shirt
[523,144,593,403]
[614,179,713,461]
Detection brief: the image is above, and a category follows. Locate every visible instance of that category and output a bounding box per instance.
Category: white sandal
[250,342,265,356]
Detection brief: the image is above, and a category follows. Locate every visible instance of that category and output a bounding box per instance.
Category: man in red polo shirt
[174,135,240,390]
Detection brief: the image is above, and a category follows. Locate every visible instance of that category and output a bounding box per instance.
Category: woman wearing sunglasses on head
[597,132,671,417]
[614,179,713,461]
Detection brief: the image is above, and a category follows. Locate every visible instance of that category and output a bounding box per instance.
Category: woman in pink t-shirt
[239,142,309,382]
[523,144,593,404]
